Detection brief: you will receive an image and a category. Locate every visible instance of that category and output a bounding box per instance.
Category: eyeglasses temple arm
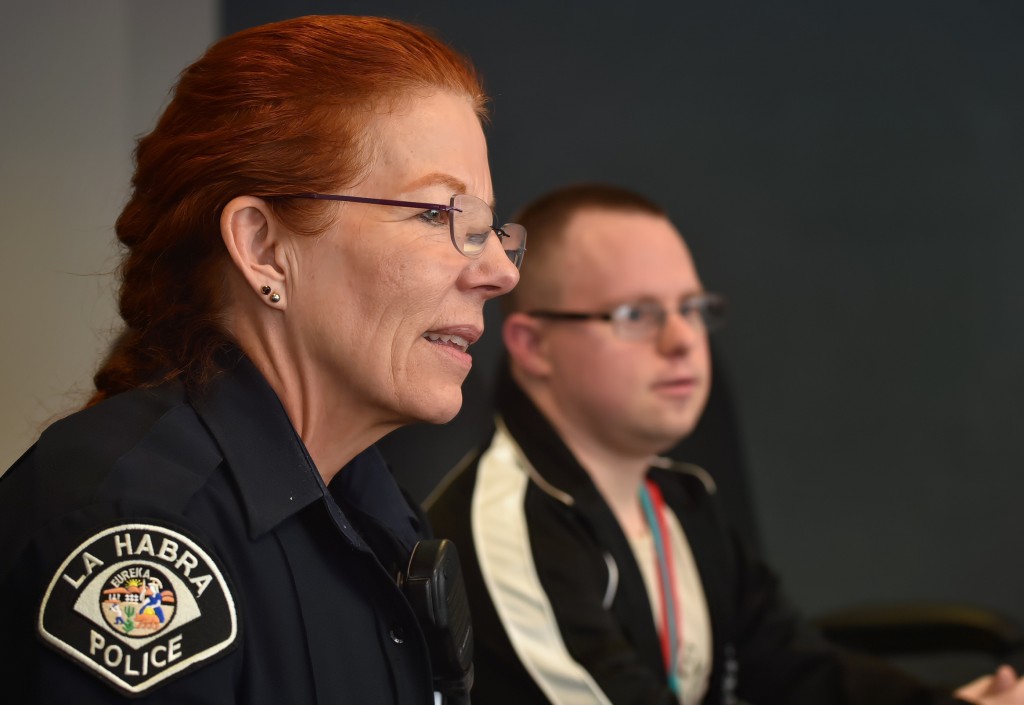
[526,311,612,322]
[281,193,457,211]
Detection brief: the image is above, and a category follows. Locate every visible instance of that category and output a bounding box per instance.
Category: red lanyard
[639,478,682,695]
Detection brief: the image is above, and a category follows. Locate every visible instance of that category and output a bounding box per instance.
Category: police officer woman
[0,15,523,704]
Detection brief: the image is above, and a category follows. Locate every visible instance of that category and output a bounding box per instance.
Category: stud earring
[269,292,281,303]
[261,285,271,296]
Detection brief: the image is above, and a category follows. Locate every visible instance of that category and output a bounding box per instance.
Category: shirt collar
[329,445,424,554]
[190,354,324,539]
[191,354,422,548]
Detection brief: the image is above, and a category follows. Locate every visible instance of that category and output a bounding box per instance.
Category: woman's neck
[231,314,395,485]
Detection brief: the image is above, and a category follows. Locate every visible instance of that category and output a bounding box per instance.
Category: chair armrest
[813,602,1024,658]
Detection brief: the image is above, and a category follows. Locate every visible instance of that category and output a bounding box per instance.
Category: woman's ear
[220,196,288,309]
[503,312,553,378]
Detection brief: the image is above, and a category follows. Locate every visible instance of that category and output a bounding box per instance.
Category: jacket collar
[496,363,611,513]
[496,363,712,507]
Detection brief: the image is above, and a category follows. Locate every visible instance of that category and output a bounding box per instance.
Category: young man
[427,184,1022,705]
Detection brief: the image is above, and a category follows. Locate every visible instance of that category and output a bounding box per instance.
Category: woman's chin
[406,387,464,426]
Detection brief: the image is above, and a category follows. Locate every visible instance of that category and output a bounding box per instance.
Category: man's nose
[656,308,701,356]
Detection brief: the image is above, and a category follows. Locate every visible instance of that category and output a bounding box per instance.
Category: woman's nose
[465,233,520,298]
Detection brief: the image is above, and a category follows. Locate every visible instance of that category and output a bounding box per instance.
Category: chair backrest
[664,343,761,551]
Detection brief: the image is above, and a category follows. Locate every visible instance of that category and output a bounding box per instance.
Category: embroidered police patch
[39,522,239,695]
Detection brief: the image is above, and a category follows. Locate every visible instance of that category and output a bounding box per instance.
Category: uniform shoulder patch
[38,522,239,695]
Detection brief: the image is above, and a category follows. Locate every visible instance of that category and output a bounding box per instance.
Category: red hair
[90,15,486,405]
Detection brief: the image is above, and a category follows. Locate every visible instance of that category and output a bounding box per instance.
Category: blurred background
[3,0,1022,652]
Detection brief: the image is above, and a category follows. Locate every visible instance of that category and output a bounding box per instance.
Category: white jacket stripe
[472,424,613,705]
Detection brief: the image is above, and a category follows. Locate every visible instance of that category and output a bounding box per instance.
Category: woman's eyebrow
[402,172,469,198]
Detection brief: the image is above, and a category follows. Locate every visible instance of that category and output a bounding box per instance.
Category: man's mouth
[652,377,697,394]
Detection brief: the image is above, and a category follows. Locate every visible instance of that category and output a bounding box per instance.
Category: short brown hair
[502,183,666,314]
[90,16,486,406]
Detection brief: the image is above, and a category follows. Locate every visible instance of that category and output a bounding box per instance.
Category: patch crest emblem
[39,522,239,695]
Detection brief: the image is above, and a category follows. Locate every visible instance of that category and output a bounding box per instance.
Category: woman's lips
[422,328,479,368]
[422,331,470,352]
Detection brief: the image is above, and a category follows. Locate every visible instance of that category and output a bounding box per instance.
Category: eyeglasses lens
[612,303,663,340]
[451,195,526,269]
[612,296,727,340]
[690,295,727,332]
[451,194,490,257]
[499,223,527,269]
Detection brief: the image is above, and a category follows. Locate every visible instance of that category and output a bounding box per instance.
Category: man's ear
[503,312,553,378]
[220,196,288,309]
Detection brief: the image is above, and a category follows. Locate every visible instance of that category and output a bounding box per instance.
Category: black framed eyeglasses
[275,192,526,269]
[528,293,728,341]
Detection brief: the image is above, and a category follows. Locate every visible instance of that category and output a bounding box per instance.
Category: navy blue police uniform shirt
[0,355,436,704]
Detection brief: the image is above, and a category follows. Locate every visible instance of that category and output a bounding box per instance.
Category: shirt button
[389,625,405,644]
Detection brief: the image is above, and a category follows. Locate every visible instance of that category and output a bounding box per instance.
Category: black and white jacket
[427,368,964,705]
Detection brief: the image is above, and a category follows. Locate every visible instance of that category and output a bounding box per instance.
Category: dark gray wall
[225,1,1024,625]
